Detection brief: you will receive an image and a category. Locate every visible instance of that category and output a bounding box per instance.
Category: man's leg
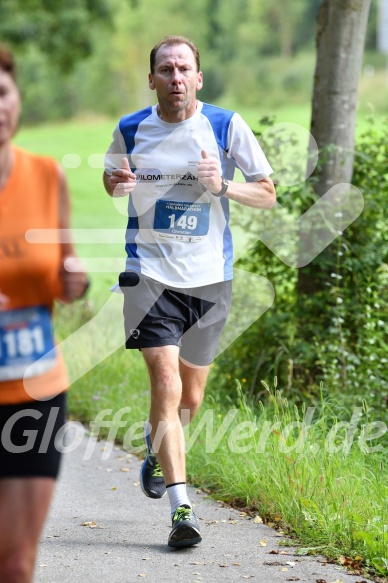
[179,358,210,425]
[141,345,203,547]
[142,349,210,480]
[142,345,185,485]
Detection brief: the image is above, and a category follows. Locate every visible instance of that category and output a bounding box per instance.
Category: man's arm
[103,157,137,198]
[198,150,276,209]
[221,176,275,209]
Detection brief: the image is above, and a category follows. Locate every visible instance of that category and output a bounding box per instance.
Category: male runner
[103,35,275,548]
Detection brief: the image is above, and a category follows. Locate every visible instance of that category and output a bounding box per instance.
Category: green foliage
[0,0,115,72]
[2,0,383,124]
[209,117,388,413]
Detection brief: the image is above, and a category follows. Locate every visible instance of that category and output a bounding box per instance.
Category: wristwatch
[211,176,229,197]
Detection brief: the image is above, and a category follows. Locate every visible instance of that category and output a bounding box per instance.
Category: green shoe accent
[168,505,202,548]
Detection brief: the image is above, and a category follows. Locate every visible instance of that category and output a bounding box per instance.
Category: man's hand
[198,150,223,194]
[109,157,137,197]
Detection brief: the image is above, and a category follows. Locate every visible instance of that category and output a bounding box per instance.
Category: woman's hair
[0,45,17,81]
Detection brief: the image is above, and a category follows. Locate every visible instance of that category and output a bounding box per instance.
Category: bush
[209,117,388,413]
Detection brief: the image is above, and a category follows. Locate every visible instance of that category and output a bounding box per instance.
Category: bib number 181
[1,326,45,359]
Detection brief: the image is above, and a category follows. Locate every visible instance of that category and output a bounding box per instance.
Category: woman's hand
[0,291,10,311]
[59,256,90,302]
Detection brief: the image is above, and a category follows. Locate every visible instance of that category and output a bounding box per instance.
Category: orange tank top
[0,146,68,404]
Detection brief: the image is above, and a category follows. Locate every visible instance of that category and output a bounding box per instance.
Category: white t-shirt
[105,101,273,288]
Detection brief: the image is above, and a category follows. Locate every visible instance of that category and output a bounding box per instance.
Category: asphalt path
[34,427,374,583]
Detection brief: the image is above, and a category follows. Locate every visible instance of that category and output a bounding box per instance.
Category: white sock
[166,482,191,514]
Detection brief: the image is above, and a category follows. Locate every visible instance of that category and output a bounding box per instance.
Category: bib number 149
[168,214,198,230]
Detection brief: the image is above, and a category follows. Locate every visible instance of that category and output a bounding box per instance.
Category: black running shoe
[140,429,166,499]
[168,505,202,548]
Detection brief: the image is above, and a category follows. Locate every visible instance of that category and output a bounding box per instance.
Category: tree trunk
[298,0,372,298]
[309,0,372,195]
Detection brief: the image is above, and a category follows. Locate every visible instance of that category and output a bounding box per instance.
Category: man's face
[0,70,20,146]
[149,43,203,122]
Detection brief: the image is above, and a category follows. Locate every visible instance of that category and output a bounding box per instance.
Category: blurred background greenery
[1,0,386,123]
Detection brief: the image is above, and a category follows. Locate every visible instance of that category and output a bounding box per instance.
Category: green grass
[15,112,388,579]
[186,382,388,578]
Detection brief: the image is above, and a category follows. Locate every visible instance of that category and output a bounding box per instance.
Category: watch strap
[211,176,229,197]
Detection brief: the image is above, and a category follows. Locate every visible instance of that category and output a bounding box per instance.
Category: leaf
[295,547,318,556]
[81,521,97,527]
[339,555,362,570]
[253,515,263,523]
[259,540,267,546]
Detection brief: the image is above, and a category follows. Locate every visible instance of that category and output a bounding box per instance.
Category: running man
[103,35,275,548]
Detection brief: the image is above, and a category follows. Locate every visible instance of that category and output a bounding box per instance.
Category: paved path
[35,428,373,583]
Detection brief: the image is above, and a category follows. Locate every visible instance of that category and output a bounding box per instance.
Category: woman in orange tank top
[0,46,89,582]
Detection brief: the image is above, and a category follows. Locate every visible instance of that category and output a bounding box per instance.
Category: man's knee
[180,392,203,413]
[149,366,182,407]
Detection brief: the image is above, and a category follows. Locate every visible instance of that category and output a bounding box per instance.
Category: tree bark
[297,0,372,297]
[309,0,372,195]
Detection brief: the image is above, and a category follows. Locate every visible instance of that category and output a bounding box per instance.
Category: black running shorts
[0,392,66,479]
[120,272,232,366]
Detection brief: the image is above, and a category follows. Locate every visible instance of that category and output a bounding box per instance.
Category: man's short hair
[0,45,17,82]
[150,36,200,74]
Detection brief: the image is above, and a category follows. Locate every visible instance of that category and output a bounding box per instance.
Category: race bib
[0,306,57,381]
[153,200,211,243]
